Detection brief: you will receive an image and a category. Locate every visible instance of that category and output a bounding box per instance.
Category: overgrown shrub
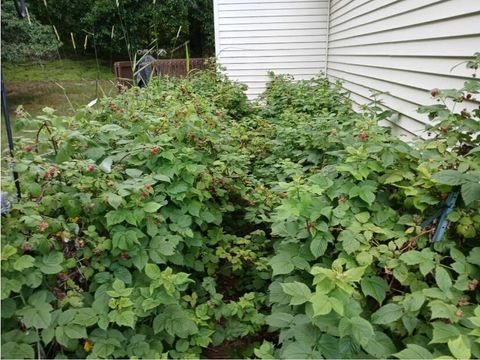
[1,1,61,63]
[1,61,479,359]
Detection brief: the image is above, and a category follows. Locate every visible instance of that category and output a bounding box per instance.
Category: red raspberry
[86,164,95,173]
[150,146,160,155]
[431,88,440,97]
[358,133,369,139]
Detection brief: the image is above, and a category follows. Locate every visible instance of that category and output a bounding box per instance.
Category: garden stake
[421,191,459,242]
[1,72,21,199]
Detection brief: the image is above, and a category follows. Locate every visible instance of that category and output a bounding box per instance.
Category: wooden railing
[114,58,206,87]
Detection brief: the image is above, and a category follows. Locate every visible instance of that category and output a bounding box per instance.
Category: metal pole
[1,72,21,198]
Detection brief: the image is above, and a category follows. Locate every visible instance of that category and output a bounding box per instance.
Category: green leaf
[467,247,480,265]
[433,170,467,186]
[394,344,433,359]
[17,303,53,329]
[143,202,163,213]
[435,267,452,293]
[309,292,332,316]
[361,276,389,304]
[107,193,123,209]
[106,210,126,226]
[125,168,143,177]
[74,308,98,327]
[448,335,471,359]
[349,316,375,347]
[403,292,425,312]
[429,300,457,320]
[461,181,480,206]
[13,255,35,271]
[64,324,88,339]
[430,322,461,344]
[36,252,64,274]
[281,342,313,359]
[364,332,397,358]
[371,303,403,325]
[1,342,34,359]
[281,281,312,305]
[145,263,161,280]
[399,250,423,265]
[269,253,294,277]
[265,312,294,328]
[358,186,376,205]
[109,310,136,328]
[343,236,360,255]
[310,235,328,258]
[355,212,370,223]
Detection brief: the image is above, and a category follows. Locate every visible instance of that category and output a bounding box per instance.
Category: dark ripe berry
[150,146,160,155]
[38,221,48,232]
[469,279,478,291]
[86,164,95,173]
[358,133,369,139]
[431,88,440,97]
[21,242,32,252]
[57,273,68,282]
[53,287,66,300]
[120,252,129,260]
[24,145,33,152]
[466,93,472,99]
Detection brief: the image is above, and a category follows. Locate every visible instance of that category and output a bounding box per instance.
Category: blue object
[422,191,459,242]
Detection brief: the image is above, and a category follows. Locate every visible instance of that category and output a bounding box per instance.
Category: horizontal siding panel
[220,48,326,58]
[328,62,471,92]
[330,0,440,30]
[327,56,475,79]
[219,21,327,31]
[219,1,328,11]
[219,55,326,64]
[330,0,356,16]
[218,14,326,25]
[330,14,480,46]
[327,0,479,137]
[221,35,326,45]
[219,42,326,51]
[220,28,326,38]
[219,8,327,18]
[215,0,329,98]
[221,62,324,70]
[330,10,480,43]
[228,68,324,77]
[328,36,480,57]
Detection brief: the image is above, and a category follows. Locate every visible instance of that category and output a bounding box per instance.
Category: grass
[1,59,117,150]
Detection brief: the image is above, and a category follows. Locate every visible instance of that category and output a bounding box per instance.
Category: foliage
[2,60,480,359]
[1,1,62,63]
[27,0,214,59]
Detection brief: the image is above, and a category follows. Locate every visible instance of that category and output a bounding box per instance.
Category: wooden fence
[114,58,206,87]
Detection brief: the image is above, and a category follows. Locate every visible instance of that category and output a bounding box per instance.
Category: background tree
[27,0,214,61]
[1,1,62,63]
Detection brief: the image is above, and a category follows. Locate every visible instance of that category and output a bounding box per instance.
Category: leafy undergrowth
[1,63,480,359]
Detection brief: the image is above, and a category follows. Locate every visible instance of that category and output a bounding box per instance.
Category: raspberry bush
[1,62,479,359]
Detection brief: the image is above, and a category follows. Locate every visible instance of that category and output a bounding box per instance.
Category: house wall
[326,0,480,138]
[214,0,330,98]
[214,0,480,137]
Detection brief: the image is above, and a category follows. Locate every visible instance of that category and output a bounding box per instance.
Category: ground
[1,59,116,150]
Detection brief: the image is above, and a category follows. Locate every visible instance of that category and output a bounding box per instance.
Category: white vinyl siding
[214,0,330,98]
[326,0,480,138]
